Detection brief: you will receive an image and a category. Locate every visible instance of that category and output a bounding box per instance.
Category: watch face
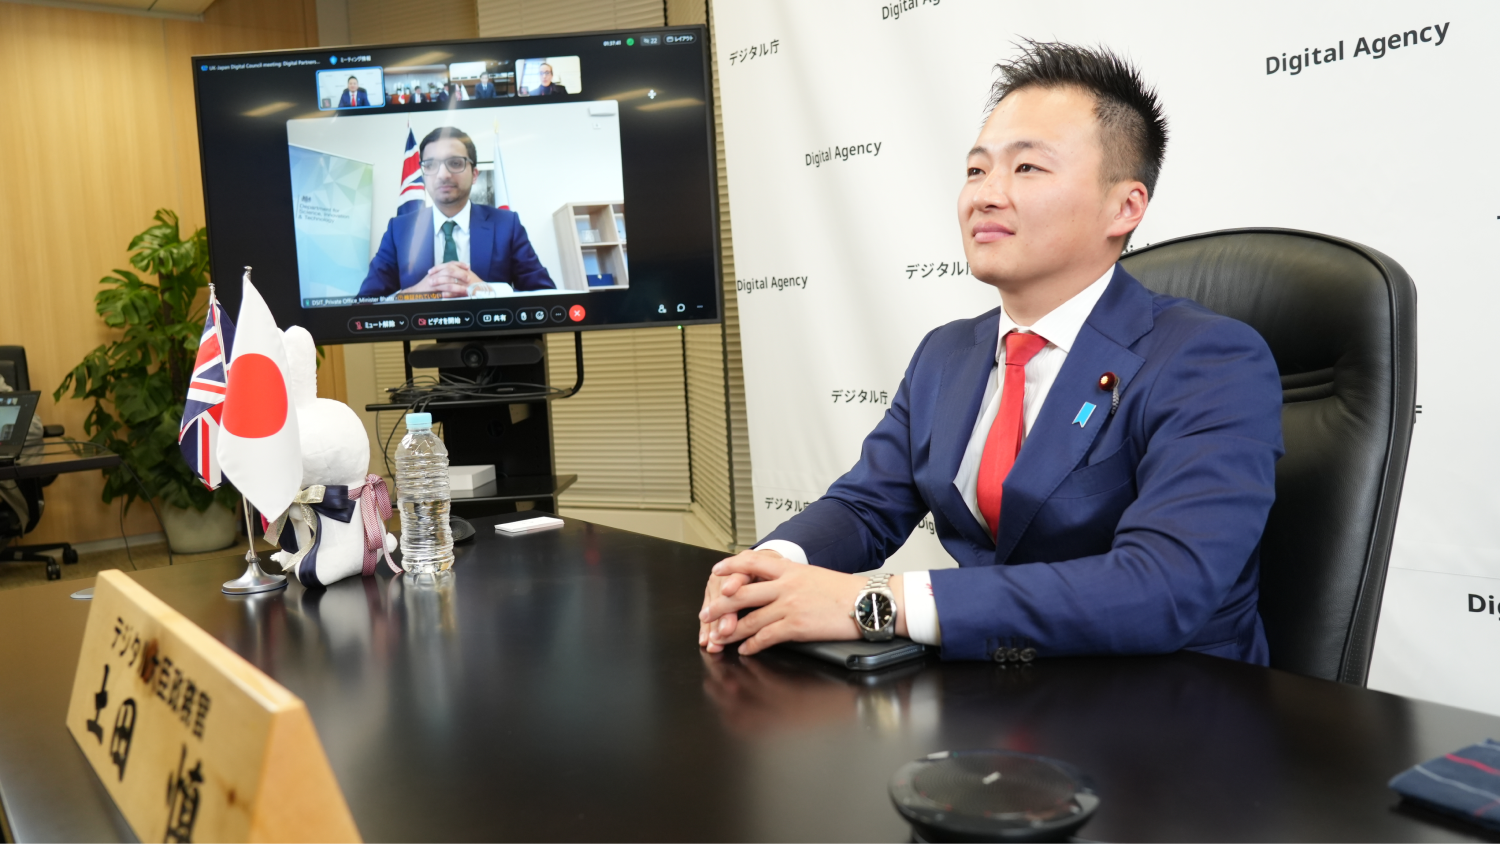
[855,591,895,632]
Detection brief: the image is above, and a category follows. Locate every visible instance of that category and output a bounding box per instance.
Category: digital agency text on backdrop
[1264,21,1450,76]
[712,0,1500,716]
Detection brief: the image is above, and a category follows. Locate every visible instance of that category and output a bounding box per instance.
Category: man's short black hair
[985,40,1168,199]
[348,76,359,83]
[419,127,478,166]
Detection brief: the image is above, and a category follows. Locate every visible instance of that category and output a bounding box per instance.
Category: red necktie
[976,331,1050,539]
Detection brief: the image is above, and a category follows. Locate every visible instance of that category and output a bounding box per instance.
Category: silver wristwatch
[851,573,897,642]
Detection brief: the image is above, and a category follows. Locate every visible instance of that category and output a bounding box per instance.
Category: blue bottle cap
[405,412,433,428]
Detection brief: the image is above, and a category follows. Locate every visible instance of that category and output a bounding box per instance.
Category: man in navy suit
[475,74,497,99]
[336,76,370,108]
[358,127,555,299]
[699,42,1284,665]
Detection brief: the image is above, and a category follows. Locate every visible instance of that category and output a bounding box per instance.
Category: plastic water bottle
[394,412,454,573]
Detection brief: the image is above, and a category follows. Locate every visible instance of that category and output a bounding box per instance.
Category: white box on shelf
[448,464,496,492]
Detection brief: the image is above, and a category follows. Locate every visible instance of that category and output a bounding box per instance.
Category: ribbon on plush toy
[266,475,400,588]
[349,474,400,576]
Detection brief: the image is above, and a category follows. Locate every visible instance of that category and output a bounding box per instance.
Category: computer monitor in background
[192,26,719,345]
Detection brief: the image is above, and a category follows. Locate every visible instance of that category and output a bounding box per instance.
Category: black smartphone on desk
[779,638,930,671]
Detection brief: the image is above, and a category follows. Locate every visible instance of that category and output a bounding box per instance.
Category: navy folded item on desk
[1389,739,1500,831]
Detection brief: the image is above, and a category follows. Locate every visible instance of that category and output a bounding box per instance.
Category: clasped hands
[698,549,906,655]
[404,261,513,298]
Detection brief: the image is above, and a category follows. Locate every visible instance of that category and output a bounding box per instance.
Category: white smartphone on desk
[495,516,564,534]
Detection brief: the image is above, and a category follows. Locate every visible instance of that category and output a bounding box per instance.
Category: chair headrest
[1120,229,1408,386]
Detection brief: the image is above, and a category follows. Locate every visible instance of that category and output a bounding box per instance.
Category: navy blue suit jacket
[357,204,556,298]
[762,265,1284,664]
[337,89,370,107]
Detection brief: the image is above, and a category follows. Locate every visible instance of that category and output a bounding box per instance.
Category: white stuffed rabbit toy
[269,327,399,587]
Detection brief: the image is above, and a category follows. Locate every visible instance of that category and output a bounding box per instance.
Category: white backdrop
[712,0,1500,714]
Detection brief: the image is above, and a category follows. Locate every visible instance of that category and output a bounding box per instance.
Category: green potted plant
[55,209,240,553]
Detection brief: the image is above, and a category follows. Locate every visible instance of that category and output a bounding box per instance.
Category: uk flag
[178,288,236,489]
[396,124,425,216]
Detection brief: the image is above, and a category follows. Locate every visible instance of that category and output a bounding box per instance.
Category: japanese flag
[217,273,302,520]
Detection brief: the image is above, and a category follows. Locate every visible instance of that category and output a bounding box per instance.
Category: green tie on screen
[441,220,458,263]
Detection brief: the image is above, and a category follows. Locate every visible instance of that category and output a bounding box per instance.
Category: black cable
[56,439,174,568]
[115,459,174,568]
[383,372,567,408]
[376,372,568,475]
[117,496,137,571]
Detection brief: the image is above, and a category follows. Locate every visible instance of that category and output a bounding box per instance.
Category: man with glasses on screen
[528,63,564,96]
[358,127,555,300]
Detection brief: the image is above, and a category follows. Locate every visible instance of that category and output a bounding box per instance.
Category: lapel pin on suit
[1073,402,1097,427]
[1098,372,1121,417]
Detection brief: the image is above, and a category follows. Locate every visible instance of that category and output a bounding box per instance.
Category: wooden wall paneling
[546,328,692,509]
[164,0,320,232]
[346,0,478,45]
[0,0,315,546]
[315,345,348,403]
[477,0,659,37]
[705,0,757,547]
[665,0,706,26]
[666,0,747,547]
[684,324,732,538]
[2,4,190,543]
[200,0,317,39]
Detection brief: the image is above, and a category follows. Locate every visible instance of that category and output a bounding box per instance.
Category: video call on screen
[193,27,719,344]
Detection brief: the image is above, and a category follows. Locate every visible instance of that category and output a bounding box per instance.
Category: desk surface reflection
[0,515,1493,842]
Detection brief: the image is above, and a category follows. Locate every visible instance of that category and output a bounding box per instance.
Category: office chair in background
[0,346,78,581]
[1122,228,1417,685]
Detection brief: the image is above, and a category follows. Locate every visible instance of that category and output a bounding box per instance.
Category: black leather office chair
[0,346,77,580]
[1120,229,1417,685]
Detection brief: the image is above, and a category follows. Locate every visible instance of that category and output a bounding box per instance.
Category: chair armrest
[41,425,64,438]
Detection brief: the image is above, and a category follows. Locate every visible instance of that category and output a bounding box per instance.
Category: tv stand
[364,331,583,517]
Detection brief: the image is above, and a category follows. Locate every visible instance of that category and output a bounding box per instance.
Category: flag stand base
[224,496,287,594]
[223,554,287,594]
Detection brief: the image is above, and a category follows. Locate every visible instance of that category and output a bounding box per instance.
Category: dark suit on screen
[337,88,370,108]
[475,81,497,98]
[761,265,1284,665]
[357,203,556,298]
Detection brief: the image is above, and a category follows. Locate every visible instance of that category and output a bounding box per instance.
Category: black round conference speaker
[450,516,476,543]
[889,750,1099,843]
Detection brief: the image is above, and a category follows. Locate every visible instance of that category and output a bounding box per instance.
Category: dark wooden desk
[0,515,1495,842]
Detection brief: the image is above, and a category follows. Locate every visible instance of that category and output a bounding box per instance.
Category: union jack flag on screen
[178,287,236,489]
[396,124,425,216]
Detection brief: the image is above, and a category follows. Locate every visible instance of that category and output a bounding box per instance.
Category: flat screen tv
[192,25,719,344]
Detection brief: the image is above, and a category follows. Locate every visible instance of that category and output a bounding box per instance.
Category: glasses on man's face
[420,157,473,175]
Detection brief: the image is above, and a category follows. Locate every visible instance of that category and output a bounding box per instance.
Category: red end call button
[568,305,586,322]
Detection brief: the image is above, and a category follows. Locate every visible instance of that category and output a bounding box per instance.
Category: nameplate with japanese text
[65,570,360,842]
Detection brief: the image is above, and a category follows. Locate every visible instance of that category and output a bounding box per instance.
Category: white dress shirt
[758,265,1116,646]
[433,202,472,266]
[427,202,514,296]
